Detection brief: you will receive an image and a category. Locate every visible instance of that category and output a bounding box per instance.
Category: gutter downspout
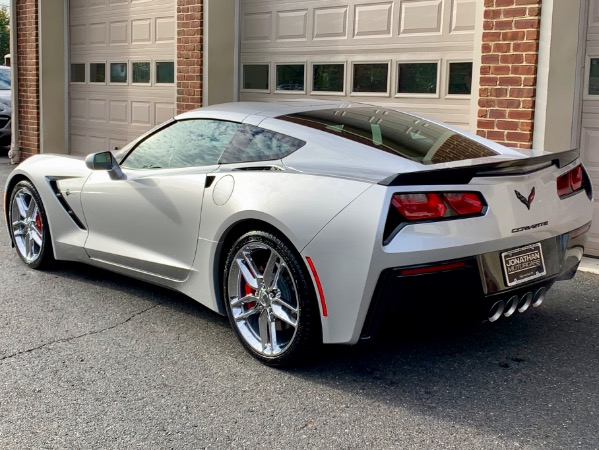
[8,0,20,164]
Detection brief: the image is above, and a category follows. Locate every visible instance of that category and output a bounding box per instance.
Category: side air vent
[48,180,87,230]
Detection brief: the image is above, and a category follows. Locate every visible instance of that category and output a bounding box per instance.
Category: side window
[121,119,241,169]
[219,124,306,164]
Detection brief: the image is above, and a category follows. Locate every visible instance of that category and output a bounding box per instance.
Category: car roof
[175,100,355,121]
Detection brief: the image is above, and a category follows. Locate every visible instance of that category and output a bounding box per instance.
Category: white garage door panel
[69,0,175,155]
[239,0,476,130]
[581,0,599,256]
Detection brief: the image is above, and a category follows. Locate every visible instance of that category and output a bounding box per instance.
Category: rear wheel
[223,231,321,367]
[9,180,54,269]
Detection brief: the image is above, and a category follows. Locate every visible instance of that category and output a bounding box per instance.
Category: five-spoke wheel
[223,231,320,366]
[9,181,53,268]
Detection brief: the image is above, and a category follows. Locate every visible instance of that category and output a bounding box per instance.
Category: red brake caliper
[244,283,256,310]
[34,211,43,231]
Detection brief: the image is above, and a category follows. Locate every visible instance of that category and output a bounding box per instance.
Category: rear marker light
[557,165,584,199]
[306,257,328,317]
[400,261,467,276]
[569,222,592,240]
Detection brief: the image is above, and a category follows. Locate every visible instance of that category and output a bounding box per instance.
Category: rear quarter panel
[180,170,372,314]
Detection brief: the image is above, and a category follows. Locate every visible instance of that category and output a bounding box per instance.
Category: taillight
[391,193,446,220]
[391,192,485,222]
[384,191,486,244]
[443,193,484,215]
[557,165,584,199]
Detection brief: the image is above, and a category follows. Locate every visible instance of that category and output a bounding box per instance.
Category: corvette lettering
[511,221,548,233]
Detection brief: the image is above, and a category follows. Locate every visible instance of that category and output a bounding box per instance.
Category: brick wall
[176,0,203,114]
[15,0,39,159]
[477,0,542,149]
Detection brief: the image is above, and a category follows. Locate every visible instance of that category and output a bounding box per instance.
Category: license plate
[501,243,546,287]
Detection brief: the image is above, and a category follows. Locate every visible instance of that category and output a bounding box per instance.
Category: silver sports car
[3,101,593,366]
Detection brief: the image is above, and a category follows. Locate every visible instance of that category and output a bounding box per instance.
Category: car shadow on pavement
[286,277,599,446]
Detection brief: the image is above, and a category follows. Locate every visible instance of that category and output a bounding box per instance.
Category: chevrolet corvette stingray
[3,101,593,366]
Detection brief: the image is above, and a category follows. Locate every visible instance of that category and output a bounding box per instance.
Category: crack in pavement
[0,301,166,363]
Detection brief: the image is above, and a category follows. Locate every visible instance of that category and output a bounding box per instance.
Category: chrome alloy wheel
[11,186,44,264]
[227,242,300,357]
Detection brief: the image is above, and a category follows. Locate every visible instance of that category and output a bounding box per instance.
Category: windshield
[0,68,10,90]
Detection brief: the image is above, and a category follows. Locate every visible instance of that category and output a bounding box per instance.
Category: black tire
[223,230,321,367]
[8,180,54,269]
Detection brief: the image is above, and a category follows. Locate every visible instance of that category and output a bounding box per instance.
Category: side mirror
[85,151,124,180]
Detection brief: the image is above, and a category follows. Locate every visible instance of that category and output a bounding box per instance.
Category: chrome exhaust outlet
[517,292,533,313]
[503,295,519,318]
[532,287,546,308]
[488,300,505,322]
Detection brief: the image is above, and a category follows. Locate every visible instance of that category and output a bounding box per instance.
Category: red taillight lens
[557,165,585,199]
[442,193,484,215]
[392,193,447,220]
[570,165,583,191]
[391,192,485,221]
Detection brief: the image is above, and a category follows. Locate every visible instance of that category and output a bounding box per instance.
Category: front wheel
[8,180,54,269]
[223,231,321,367]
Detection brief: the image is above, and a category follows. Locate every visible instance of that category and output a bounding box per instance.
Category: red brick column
[176,0,203,114]
[477,0,542,149]
[15,0,40,158]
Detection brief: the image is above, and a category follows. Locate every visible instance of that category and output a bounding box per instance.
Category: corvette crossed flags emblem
[515,187,535,210]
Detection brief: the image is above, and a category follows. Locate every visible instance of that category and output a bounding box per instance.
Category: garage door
[69,0,176,156]
[581,0,599,257]
[239,0,477,130]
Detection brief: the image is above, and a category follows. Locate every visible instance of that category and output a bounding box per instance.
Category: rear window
[219,124,305,164]
[278,107,498,165]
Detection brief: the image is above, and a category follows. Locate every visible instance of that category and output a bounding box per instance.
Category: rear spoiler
[379,148,580,187]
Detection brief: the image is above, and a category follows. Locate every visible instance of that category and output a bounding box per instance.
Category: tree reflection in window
[313,64,344,92]
[397,63,437,94]
[122,120,241,169]
[353,63,388,93]
[276,64,305,91]
[448,62,472,95]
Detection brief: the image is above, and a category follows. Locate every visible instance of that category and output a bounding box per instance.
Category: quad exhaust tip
[503,295,519,318]
[517,292,533,313]
[488,300,505,322]
[532,287,546,308]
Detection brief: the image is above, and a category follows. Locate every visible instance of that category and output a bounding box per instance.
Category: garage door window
[156,61,175,84]
[589,58,599,95]
[71,64,85,83]
[133,62,151,84]
[90,63,106,83]
[110,63,128,83]
[243,64,269,91]
[312,64,344,94]
[276,64,305,92]
[397,62,438,95]
[448,62,473,95]
[352,63,389,94]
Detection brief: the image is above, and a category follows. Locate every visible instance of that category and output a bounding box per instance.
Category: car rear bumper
[360,222,590,340]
